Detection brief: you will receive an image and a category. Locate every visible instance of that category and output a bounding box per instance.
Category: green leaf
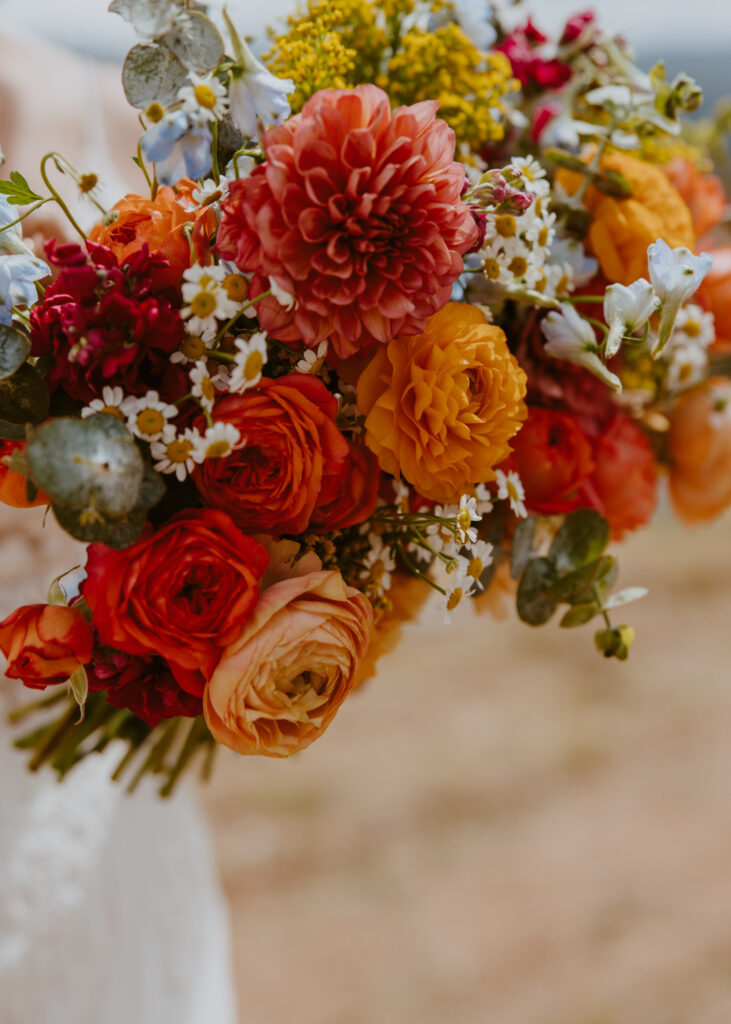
[568,554,618,606]
[52,503,147,548]
[0,171,45,206]
[26,414,144,519]
[516,556,558,626]
[0,362,50,424]
[122,43,188,109]
[0,418,26,440]
[135,460,166,511]
[548,509,610,575]
[560,603,600,628]
[158,11,224,71]
[68,666,88,723]
[545,557,604,602]
[510,514,537,580]
[0,325,31,380]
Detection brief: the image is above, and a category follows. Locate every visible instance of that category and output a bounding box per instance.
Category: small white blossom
[178,72,228,123]
[269,276,297,311]
[194,422,243,461]
[541,303,622,391]
[361,533,396,594]
[81,386,126,420]
[709,382,731,428]
[457,539,494,591]
[454,494,481,545]
[191,177,230,206]
[229,332,268,393]
[295,341,328,375]
[151,427,202,481]
[181,264,240,340]
[495,468,527,519]
[121,390,178,441]
[647,239,713,355]
[604,278,659,357]
[170,333,208,366]
[222,7,294,139]
[585,84,634,110]
[473,483,494,516]
[190,360,223,411]
[439,567,476,625]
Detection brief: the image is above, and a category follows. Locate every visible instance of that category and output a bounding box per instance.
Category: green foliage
[0,362,49,424]
[122,43,188,109]
[158,11,224,72]
[0,171,44,206]
[0,325,31,381]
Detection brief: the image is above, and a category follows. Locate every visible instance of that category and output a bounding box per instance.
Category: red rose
[582,413,658,539]
[87,649,202,727]
[193,374,349,536]
[503,406,595,515]
[0,604,94,690]
[309,439,380,531]
[82,508,269,695]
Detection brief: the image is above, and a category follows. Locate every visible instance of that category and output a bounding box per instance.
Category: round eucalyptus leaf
[0,325,31,381]
[516,556,557,626]
[159,12,224,71]
[27,414,144,519]
[135,461,166,512]
[122,43,188,109]
[0,418,27,441]
[548,509,610,575]
[0,363,50,425]
[53,503,147,549]
[560,603,600,629]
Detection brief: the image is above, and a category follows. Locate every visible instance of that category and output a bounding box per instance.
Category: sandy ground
[1,503,730,1023]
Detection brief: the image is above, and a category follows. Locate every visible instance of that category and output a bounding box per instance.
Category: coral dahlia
[216,84,478,360]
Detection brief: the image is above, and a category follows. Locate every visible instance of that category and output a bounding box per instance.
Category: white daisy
[228,333,268,393]
[194,422,243,461]
[454,494,481,545]
[170,333,208,366]
[189,360,223,411]
[709,381,731,429]
[120,390,178,441]
[177,72,229,123]
[439,568,476,625]
[457,539,494,591]
[181,264,239,340]
[81,386,126,421]
[360,533,396,594]
[495,468,527,518]
[191,177,230,207]
[151,428,202,481]
[473,483,494,516]
[295,341,328,375]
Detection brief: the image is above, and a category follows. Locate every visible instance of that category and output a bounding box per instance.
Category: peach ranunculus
[204,570,373,758]
[697,245,731,353]
[88,180,214,287]
[0,603,94,689]
[357,302,527,503]
[668,377,731,525]
[663,158,726,241]
[557,152,694,285]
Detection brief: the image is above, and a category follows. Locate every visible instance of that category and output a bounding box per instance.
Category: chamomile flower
[181,264,239,340]
[458,539,494,591]
[439,568,476,625]
[361,533,396,594]
[170,333,208,366]
[121,390,178,441]
[151,427,202,481]
[191,177,231,207]
[495,468,527,518]
[454,494,481,545]
[194,422,243,461]
[190,360,224,411]
[81,386,126,421]
[296,341,328,375]
[178,72,229,123]
[228,332,268,393]
[709,381,731,428]
[392,478,411,514]
[474,483,494,516]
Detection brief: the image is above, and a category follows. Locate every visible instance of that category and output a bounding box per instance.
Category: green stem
[574,128,613,204]
[160,716,210,798]
[0,199,53,233]
[136,139,154,196]
[7,689,67,723]
[28,703,78,772]
[127,717,182,793]
[211,121,220,185]
[396,541,446,596]
[39,152,86,240]
[205,348,236,362]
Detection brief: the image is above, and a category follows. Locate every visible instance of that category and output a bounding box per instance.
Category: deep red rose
[87,648,202,727]
[503,406,595,515]
[309,439,381,531]
[29,241,186,403]
[582,413,658,539]
[193,374,349,536]
[496,22,572,91]
[560,10,597,45]
[0,603,94,690]
[216,84,478,360]
[82,508,269,695]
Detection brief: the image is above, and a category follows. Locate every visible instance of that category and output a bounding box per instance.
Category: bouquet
[0,0,729,795]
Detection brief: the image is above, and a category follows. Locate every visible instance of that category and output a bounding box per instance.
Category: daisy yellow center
[136,408,165,434]
[556,273,570,295]
[223,274,248,302]
[191,291,217,318]
[371,559,385,585]
[166,439,193,463]
[101,405,125,421]
[79,173,98,194]
[678,362,693,382]
[145,102,165,123]
[538,225,549,247]
[200,377,215,401]
[456,509,472,533]
[205,440,231,458]
[447,588,463,611]
[244,351,263,381]
[495,214,517,238]
[684,319,701,337]
[506,480,520,502]
[535,198,544,216]
[534,271,547,293]
[181,335,206,360]
[508,256,528,276]
[194,84,217,109]
[468,556,483,579]
[484,257,501,280]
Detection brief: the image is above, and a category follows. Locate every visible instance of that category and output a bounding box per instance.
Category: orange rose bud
[668,378,731,525]
[663,158,726,241]
[357,302,527,504]
[0,604,94,690]
[0,440,48,508]
[204,570,373,758]
[557,152,694,285]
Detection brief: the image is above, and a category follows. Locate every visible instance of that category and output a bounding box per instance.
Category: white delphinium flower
[81,386,126,421]
[709,381,731,429]
[541,303,622,391]
[454,494,481,545]
[457,539,494,592]
[181,264,239,340]
[228,332,268,393]
[604,278,659,357]
[121,390,178,442]
[296,341,328,375]
[151,427,202,481]
[222,7,295,139]
[439,565,476,625]
[647,239,713,355]
[194,422,243,461]
[361,533,396,595]
[178,72,229,123]
[495,468,527,519]
[190,360,225,412]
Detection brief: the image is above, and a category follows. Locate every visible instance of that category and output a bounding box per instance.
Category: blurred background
[1,2,731,1022]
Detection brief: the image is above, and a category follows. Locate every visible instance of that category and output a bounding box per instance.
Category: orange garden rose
[357,302,527,503]
[668,378,731,524]
[557,152,694,285]
[204,570,373,757]
[0,604,94,689]
[663,158,726,240]
[0,440,48,508]
[584,412,658,539]
[697,246,731,352]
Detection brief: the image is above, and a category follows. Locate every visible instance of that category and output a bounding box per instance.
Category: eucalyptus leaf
[510,514,537,580]
[158,11,224,71]
[603,586,649,610]
[560,603,600,628]
[548,509,610,575]
[122,43,188,109]
[0,325,31,380]
[27,414,144,519]
[0,363,49,424]
[53,503,147,548]
[545,558,603,602]
[569,555,618,606]
[0,418,26,440]
[516,557,557,626]
[135,461,166,511]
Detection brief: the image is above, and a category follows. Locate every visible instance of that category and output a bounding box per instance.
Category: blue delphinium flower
[0,255,48,324]
[140,110,212,185]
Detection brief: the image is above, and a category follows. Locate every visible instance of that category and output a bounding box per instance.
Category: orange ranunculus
[0,440,48,508]
[583,412,658,539]
[663,158,726,241]
[357,302,527,503]
[88,181,215,287]
[697,246,731,353]
[204,570,373,758]
[0,603,94,689]
[668,378,731,524]
[557,152,694,285]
